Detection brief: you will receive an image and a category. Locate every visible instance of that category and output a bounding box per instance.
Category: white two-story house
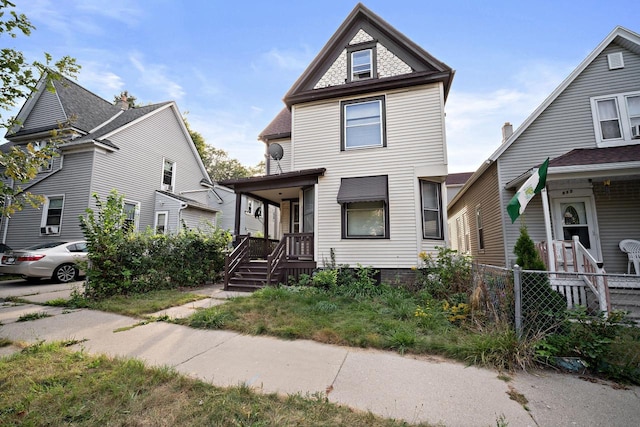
[221,3,454,289]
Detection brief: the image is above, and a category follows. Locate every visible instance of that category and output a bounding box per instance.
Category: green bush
[513,226,566,334]
[415,246,472,301]
[80,190,231,300]
[536,307,639,383]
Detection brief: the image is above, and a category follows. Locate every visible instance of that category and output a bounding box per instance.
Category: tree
[112,90,139,109]
[182,115,206,160]
[202,146,264,182]
[0,0,80,216]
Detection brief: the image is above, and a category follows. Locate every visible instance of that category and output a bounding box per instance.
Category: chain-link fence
[472,264,640,379]
[472,263,640,336]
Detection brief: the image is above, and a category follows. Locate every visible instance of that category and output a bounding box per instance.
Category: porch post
[234,192,242,242]
[264,203,269,238]
[541,187,555,272]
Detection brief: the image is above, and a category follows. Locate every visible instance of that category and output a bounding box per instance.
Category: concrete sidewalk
[1,284,639,426]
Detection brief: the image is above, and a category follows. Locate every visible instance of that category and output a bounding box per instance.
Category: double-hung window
[420,180,443,240]
[155,211,168,235]
[123,200,140,232]
[162,158,175,191]
[41,195,64,235]
[591,91,640,146]
[341,96,385,150]
[476,205,484,250]
[351,49,372,80]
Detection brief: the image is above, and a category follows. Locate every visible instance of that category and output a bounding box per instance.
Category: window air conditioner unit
[631,124,640,139]
[163,184,173,192]
[44,225,59,234]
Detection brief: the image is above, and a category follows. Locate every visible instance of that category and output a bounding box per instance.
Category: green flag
[507,158,549,223]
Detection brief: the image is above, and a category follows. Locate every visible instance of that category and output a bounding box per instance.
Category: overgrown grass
[0,342,430,426]
[46,289,207,317]
[181,286,535,371]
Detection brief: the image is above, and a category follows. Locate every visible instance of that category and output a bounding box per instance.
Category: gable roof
[7,75,121,138]
[488,26,640,163]
[259,108,292,142]
[450,25,640,207]
[445,172,474,186]
[283,3,454,107]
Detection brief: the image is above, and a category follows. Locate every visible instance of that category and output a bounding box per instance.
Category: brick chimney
[501,122,513,142]
[117,94,129,110]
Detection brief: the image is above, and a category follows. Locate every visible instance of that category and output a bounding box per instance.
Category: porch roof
[219,168,326,204]
[505,144,640,190]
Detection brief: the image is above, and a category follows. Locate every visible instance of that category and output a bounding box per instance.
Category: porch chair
[619,239,640,275]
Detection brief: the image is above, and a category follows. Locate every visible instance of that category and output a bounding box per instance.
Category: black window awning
[337,175,388,203]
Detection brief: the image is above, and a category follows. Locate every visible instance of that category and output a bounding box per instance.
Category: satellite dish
[268,143,284,161]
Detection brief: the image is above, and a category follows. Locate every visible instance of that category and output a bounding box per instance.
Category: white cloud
[188,109,266,167]
[445,60,574,173]
[262,47,312,71]
[76,63,125,97]
[128,53,185,100]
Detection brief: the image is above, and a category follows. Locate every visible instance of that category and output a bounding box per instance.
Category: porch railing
[224,235,251,289]
[537,236,611,313]
[266,238,287,286]
[285,233,314,260]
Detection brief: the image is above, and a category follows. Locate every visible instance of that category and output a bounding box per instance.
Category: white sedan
[0,241,88,283]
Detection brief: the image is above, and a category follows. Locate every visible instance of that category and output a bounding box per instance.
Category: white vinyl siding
[267,139,292,174]
[292,84,447,268]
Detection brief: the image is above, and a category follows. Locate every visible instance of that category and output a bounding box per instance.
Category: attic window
[607,52,624,70]
[351,49,372,80]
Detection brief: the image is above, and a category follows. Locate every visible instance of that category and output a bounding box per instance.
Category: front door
[552,197,601,260]
[290,201,300,233]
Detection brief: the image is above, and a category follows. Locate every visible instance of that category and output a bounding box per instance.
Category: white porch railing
[537,235,611,314]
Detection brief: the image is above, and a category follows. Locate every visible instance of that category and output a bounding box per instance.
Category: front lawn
[181,285,530,371]
[0,342,429,426]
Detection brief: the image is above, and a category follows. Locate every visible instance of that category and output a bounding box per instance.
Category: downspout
[1,178,15,244]
[178,201,188,231]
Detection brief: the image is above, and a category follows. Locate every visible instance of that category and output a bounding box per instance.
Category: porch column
[234,192,242,241]
[541,187,555,272]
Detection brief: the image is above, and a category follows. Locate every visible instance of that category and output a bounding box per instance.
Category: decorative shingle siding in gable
[313,41,413,89]
[377,43,412,78]
[314,51,347,89]
[349,29,374,45]
[22,89,66,131]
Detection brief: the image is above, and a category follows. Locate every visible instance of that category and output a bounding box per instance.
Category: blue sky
[8,0,639,172]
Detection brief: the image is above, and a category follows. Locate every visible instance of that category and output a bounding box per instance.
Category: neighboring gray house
[448,26,640,274]
[221,3,454,289]
[2,75,222,248]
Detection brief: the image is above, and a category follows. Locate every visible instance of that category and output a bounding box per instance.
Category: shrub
[536,307,639,383]
[80,190,231,299]
[415,247,472,301]
[513,227,566,334]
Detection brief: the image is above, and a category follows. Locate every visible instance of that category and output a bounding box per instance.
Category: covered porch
[220,168,325,290]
